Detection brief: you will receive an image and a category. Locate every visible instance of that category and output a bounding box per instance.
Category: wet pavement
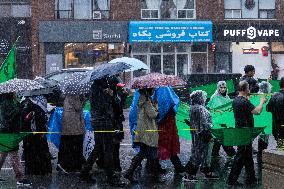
[0,109,262,189]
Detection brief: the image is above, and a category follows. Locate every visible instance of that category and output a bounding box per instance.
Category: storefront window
[177,54,188,76]
[163,43,175,52]
[64,43,124,68]
[133,55,147,77]
[74,0,92,19]
[191,53,207,73]
[150,55,161,73]
[176,43,190,52]
[0,2,31,17]
[163,54,175,75]
[132,43,149,53]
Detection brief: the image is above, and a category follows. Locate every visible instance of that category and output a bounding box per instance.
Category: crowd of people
[0,64,284,187]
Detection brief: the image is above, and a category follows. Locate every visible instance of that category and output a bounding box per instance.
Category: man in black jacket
[267,77,284,147]
[240,65,259,93]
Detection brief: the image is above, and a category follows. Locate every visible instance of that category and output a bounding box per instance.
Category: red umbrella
[131,73,187,89]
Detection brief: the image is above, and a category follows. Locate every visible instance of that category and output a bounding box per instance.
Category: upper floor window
[141,0,195,19]
[0,2,31,18]
[224,0,275,19]
[55,0,110,20]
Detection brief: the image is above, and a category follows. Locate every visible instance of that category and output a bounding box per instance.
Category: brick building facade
[26,0,284,78]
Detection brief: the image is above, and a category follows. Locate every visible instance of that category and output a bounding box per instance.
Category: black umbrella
[90,62,131,81]
[58,72,92,95]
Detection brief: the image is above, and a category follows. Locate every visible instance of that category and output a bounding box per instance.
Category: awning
[129,21,212,43]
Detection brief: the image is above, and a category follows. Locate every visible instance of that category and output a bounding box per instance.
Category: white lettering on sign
[223,26,280,40]
[93,30,121,40]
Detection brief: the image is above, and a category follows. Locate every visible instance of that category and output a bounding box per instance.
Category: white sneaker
[16,179,32,186]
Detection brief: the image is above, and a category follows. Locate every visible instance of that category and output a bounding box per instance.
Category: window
[55,0,110,19]
[132,43,200,76]
[0,2,31,17]
[141,0,195,19]
[64,42,124,68]
[224,0,275,19]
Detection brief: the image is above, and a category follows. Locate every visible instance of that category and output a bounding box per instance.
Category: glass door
[150,55,161,73]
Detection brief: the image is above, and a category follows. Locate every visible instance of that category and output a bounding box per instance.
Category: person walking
[184,90,218,180]
[154,87,184,174]
[80,77,125,187]
[208,81,236,158]
[57,94,85,173]
[0,92,32,186]
[124,88,159,182]
[266,77,284,149]
[21,95,52,175]
[227,81,267,186]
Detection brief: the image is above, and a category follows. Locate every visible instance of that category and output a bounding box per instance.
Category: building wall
[30,0,284,77]
[31,0,54,77]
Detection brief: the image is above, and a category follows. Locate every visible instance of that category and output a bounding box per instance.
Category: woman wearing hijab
[208,81,236,158]
[21,95,52,175]
[153,87,184,174]
[124,88,159,182]
[184,90,218,180]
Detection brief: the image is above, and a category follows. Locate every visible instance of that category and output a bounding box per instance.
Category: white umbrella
[109,57,149,72]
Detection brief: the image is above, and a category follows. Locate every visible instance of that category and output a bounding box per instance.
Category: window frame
[224,0,276,19]
[55,0,110,20]
[141,9,159,19]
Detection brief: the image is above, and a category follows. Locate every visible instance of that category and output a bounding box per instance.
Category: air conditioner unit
[93,11,101,19]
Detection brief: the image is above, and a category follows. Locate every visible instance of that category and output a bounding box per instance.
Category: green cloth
[208,96,235,129]
[0,46,16,83]
[250,95,272,134]
[190,79,235,97]
[83,100,90,111]
[0,133,30,152]
[211,127,266,146]
[176,102,191,140]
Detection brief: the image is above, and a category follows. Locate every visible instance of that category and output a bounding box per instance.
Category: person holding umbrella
[80,77,125,187]
[0,92,32,186]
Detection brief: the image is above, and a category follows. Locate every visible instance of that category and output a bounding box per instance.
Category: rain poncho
[189,90,213,168]
[129,87,180,146]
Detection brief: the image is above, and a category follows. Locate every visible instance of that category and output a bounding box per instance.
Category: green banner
[0,133,30,152]
[211,127,265,146]
[190,79,235,97]
[176,102,191,140]
[0,45,16,83]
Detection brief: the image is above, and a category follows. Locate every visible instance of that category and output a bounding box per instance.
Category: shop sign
[214,24,284,42]
[242,48,259,54]
[129,21,212,43]
[39,21,128,42]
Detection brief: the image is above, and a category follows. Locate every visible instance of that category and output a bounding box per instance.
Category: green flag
[0,45,16,83]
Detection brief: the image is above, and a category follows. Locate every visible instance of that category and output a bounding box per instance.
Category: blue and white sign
[129,21,212,43]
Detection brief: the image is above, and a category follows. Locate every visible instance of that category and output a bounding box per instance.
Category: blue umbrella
[90,62,131,81]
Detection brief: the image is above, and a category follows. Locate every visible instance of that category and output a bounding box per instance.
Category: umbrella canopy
[18,77,59,96]
[90,62,131,81]
[58,72,92,95]
[131,73,187,89]
[109,57,149,72]
[0,78,44,94]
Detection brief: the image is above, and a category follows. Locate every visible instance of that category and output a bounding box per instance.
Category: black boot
[80,149,97,182]
[124,155,143,183]
[184,161,198,175]
[150,159,166,174]
[107,174,126,187]
[170,156,185,174]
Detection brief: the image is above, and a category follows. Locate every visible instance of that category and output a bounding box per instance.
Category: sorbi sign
[224,26,280,40]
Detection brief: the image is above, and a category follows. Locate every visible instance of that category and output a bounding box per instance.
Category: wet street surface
[0,109,262,189]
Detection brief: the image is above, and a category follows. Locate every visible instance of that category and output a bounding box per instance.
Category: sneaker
[56,164,69,174]
[182,174,198,182]
[16,179,32,186]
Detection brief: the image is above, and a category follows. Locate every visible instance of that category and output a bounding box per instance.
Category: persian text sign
[129,21,212,43]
